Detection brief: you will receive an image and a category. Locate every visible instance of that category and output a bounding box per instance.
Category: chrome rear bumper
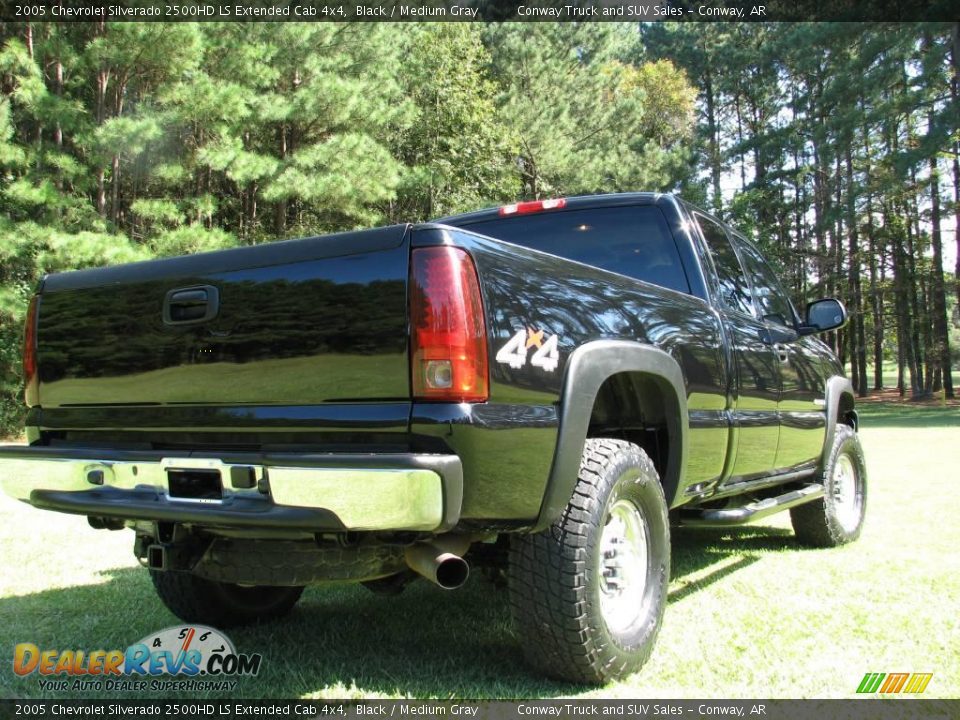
[0,445,462,532]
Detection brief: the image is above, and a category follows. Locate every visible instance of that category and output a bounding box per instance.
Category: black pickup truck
[1,192,866,684]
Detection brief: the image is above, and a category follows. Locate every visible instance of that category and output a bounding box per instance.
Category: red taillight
[23,295,39,407]
[410,247,489,403]
[498,198,567,216]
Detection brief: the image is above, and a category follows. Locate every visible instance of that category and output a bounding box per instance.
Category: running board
[681,484,824,527]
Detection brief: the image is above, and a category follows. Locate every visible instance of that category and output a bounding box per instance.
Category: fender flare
[532,340,689,532]
[821,375,857,471]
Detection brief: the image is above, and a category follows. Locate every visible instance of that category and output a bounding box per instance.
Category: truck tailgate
[36,225,411,408]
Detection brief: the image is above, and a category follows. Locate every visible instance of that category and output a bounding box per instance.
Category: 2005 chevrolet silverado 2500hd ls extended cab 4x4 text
[1,192,866,684]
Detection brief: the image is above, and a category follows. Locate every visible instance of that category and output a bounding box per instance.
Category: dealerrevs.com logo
[13,625,262,692]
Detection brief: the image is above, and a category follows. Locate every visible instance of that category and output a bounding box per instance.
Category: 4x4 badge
[496,328,560,372]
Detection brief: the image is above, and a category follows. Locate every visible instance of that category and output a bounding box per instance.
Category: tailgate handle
[163,285,219,325]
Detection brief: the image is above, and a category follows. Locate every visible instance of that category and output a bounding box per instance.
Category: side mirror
[799,298,847,335]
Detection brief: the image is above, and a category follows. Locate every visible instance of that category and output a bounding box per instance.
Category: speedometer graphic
[132,625,236,675]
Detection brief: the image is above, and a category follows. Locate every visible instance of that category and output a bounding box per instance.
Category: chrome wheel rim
[598,498,649,634]
[832,454,861,532]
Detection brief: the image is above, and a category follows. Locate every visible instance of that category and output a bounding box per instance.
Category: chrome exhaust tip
[404,542,470,590]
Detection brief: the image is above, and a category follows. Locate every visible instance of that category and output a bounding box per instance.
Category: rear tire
[508,439,670,684]
[149,570,304,628]
[791,424,867,547]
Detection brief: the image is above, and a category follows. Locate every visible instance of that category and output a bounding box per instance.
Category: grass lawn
[0,402,957,700]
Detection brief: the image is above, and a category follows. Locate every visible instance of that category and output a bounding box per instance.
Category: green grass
[856,403,959,428]
[1,403,958,700]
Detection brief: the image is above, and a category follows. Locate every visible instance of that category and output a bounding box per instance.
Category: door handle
[774,343,790,364]
[163,285,219,325]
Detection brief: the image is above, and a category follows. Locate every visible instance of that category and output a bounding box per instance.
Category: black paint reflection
[436,227,730,494]
[38,247,410,406]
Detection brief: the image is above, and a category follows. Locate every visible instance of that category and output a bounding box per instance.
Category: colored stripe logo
[857,672,932,694]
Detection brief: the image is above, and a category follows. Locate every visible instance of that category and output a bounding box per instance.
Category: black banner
[0,700,958,720]
[0,0,958,23]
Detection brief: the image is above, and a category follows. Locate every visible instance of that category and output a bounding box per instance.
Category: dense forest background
[0,21,957,433]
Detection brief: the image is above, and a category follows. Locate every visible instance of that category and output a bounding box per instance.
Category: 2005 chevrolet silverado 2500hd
[1,192,866,683]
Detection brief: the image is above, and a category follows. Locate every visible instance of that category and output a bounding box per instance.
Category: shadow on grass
[855,402,960,429]
[2,525,810,699]
[668,525,799,602]
[0,566,579,699]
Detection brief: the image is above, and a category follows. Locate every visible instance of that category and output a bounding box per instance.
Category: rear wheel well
[587,372,676,500]
[838,392,858,430]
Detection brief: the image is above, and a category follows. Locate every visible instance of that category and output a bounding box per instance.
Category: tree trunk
[904,210,926,395]
[919,264,935,394]
[844,144,867,396]
[863,129,884,391]
[927,148,954,397]
[735,94,747,190]
[867,237,883,391]
[887,196,921,398]
[110,154,120,226]
[94,23,109,218]
[792,125,806,298]
[812,136,828,301]
[953,27,960,309]
[274,124,287,236]
[954,136,960,312]
[895,237,921,397]
[830,156,844,360]
[54,55,63,153]
[97,170,106,217]
[703,67,722,215]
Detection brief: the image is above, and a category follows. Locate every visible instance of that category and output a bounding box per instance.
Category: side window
[695,214,754,317]
[736,241,796,328]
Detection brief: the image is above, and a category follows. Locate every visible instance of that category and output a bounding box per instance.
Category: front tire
[791,424,867,547]
[508,439,670,684]
[149,570,304,628]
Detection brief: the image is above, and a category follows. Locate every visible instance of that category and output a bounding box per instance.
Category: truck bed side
[410,225,729,526]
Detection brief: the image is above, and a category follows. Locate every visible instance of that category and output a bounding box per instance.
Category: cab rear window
[463,206,690,294]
